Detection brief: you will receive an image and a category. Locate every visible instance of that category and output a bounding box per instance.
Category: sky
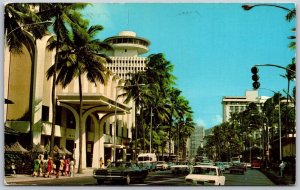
[80,2,296,129]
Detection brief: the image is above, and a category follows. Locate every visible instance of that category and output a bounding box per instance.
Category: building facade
[4,30,150,169]
[189,125,205,159]
[222,90,269,122]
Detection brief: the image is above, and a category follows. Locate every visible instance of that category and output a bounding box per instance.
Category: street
[6,168,274,186]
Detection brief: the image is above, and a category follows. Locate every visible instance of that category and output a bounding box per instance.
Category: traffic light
[251,66,260,90]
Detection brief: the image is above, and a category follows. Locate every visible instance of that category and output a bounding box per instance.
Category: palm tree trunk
[77,70,83,173]
[50,19,60,157]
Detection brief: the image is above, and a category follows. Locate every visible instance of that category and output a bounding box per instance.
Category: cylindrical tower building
[104,31,150,79]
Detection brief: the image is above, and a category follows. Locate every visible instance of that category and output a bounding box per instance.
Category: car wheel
[125,174,131,185]
[97,179,104,185]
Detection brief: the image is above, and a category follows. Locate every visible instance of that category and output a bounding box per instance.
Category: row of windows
[229,106,246,112]
[107,67,145,71]
[110,60,147,64]
[104,123,128,138]
[106,38,149,47]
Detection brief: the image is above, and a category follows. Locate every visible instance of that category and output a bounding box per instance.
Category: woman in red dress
[46,157,53,177]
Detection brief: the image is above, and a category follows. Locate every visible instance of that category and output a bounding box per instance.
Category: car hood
[185,174,220,181]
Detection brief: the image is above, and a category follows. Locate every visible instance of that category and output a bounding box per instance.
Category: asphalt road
[7,168,274,186]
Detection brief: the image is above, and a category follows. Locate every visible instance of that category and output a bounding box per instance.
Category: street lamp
[242,4,293,12]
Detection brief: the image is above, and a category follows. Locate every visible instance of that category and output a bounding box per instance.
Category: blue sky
[81,3,295,129]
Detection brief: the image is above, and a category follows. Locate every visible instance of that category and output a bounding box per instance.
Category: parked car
[93,162,148,185]
[167,162,175,170]
[171,161,191,174]
[214,162,225,171]
[185,165,225,186]
[246,162,251,168]
[156,161,169,170]
[229,163,245,175]
[222,162,231,170]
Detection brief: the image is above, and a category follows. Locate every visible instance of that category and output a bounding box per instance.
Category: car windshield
[192,167,217,176]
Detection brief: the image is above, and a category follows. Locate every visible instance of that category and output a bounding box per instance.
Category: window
[103,122,107,134]
[42,106,49,121]
[110,124,113,135]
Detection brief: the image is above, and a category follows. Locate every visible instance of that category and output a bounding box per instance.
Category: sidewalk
[4,168,95,185]
[260,168,295,186]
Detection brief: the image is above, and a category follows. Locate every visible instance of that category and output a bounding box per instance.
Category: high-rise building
[189,125,205,159]
[104,31,150,79]
[222,90,269,122]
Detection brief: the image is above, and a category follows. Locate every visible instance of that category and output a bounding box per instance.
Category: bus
[251,158,262,169]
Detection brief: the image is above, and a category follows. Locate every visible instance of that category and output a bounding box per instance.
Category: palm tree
[47,22,111,173]
[41,3,88,159]
[119,72,149,159]
[4,3,49,54]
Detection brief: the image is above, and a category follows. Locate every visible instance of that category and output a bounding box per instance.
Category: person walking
[279,160,285,177]
[54,157,61,178]
[46,157,53,178]
[69,158,75,177]
[32,156,40,177]
[59,156,65,176]
[99,157,104,169]
[64,158,70,176]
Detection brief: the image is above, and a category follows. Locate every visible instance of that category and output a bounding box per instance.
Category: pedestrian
[279,160,285,177]
[60,156,65,176]
[39,155,44,177]
[54,157,61,178]
[32,156,40,177]
[64,158,70,176]
[46,157,53,178]
[70,158,75,177]
[99,157,104,169]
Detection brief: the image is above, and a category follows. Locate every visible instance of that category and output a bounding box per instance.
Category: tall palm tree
[47,22,111,173]
[119,72,149,159]
[41,3,88,159]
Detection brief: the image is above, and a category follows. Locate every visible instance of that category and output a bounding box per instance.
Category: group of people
[32,154,75,178]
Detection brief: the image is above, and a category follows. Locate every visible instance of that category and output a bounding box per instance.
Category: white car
[185,165,225,186]
[171,161,191,174]
[156,161,169,170]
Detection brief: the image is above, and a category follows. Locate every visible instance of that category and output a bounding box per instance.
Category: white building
[222,90,269,122]
[4,30,150,169]
[104,31,150,79]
